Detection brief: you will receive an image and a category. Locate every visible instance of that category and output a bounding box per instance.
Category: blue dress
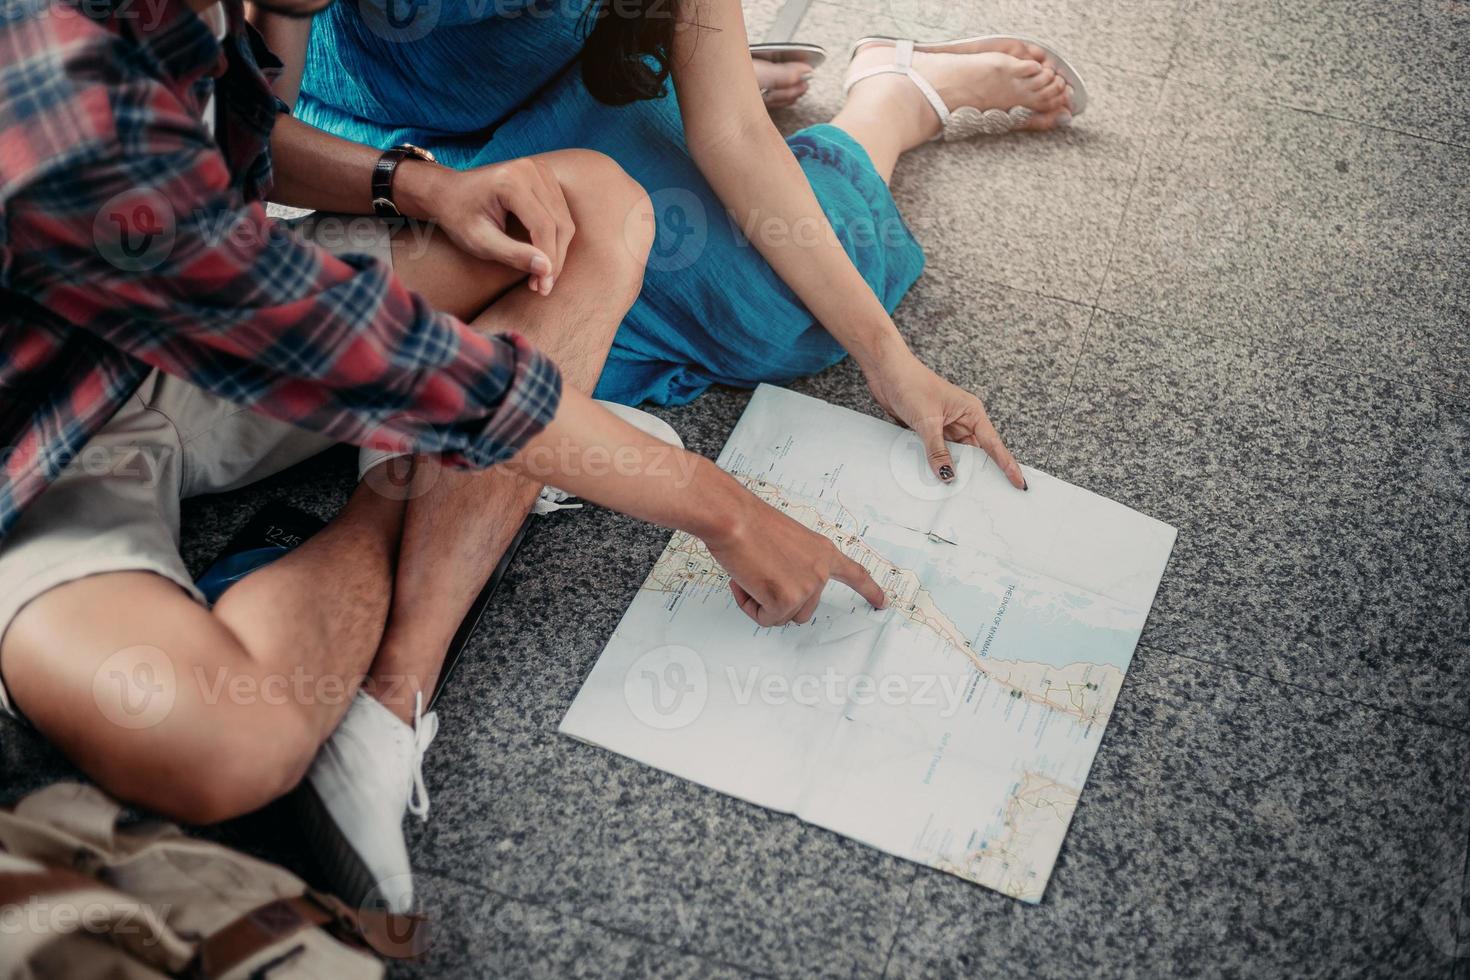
[297,0,925,406]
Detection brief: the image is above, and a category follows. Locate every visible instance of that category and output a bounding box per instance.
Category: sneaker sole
[294,780,392,912]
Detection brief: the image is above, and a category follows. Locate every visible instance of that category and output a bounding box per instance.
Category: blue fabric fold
[299,4,924,405]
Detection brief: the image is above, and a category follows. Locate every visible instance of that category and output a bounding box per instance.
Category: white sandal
[750,42,827,70]
[843,35,1088,140]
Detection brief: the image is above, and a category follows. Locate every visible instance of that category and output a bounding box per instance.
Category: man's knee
[545,149,654,283]
[99,701,319,825]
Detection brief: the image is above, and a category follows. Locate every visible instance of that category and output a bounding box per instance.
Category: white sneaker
[298,690,438,913]
[533,401,683,516]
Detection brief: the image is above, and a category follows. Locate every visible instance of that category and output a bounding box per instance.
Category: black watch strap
[371,145,435,218]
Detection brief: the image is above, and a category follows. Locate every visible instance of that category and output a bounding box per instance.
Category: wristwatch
[371,144,436,218]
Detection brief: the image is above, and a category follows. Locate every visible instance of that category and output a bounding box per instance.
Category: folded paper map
[561,385,1176,902]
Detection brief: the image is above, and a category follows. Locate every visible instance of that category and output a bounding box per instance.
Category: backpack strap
[191,895,334,979]
[307,890,429,961]
[190,891,428,978]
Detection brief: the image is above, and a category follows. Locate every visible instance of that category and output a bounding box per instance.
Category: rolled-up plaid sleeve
[3,75,561,469]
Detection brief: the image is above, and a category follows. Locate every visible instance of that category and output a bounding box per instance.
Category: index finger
[970,415,1026,490]
[831,555,887,610]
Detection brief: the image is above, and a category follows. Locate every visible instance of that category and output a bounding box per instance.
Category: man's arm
[252,10,572,294]
[7,74,885,626]
[267,115,572,294]
[504,388,889,626]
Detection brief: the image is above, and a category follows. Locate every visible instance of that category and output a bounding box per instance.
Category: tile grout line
[1141,644,1470,736]
[1085,70,1170,312]
[1039,303,1099,462]
[1228,98,1470,154]
[952,261,1469,403]
[1159,0,1188,80]
[1086,300,1470,405]
[812,0,1470,153]
[877,868,920,979]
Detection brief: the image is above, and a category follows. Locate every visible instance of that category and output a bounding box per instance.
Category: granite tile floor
[2,0,1468,975]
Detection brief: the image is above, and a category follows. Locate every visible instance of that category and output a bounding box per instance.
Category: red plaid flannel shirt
[0,0,561,539]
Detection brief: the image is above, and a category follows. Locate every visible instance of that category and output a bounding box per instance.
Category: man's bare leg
[0,484,404,823]
[362,149,655,721]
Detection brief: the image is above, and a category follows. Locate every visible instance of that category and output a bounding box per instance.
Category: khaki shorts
[0,212,396,720]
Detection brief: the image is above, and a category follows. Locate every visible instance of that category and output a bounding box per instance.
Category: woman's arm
[247,4,308,107]
[672,4,900,367]
[669,0,1026,489]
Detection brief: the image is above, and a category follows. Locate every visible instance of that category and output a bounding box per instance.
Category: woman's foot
[754,58,813,110]
[847,40,1074,137]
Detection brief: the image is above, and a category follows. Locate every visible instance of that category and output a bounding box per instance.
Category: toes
[1020,108,1072,131]
[762,81,809,108]
[1029,64,1057,89]
[753,58,808,90]
[1013,56,1045,78]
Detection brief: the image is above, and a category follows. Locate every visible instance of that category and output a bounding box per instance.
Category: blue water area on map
[865,534,1139,673]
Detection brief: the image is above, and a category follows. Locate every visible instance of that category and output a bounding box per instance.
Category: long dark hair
[578,0,677,105]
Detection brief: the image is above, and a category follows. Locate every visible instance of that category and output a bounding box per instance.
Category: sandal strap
[842,39,951,129]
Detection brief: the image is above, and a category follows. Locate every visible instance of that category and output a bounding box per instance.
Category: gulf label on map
[561,385,1177,903]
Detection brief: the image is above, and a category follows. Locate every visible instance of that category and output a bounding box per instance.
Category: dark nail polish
[939,464,955,483]
[1023,478,1030,491]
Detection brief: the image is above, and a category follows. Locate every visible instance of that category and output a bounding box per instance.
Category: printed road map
[562,385,1176,902]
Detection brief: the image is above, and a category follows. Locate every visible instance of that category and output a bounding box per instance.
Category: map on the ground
[561,386,1176,902]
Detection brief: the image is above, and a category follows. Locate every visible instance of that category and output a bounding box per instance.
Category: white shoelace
[407,690,439,822]
[533,486,584,516]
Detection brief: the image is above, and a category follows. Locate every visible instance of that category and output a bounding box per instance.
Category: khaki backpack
[0,782,426,979]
